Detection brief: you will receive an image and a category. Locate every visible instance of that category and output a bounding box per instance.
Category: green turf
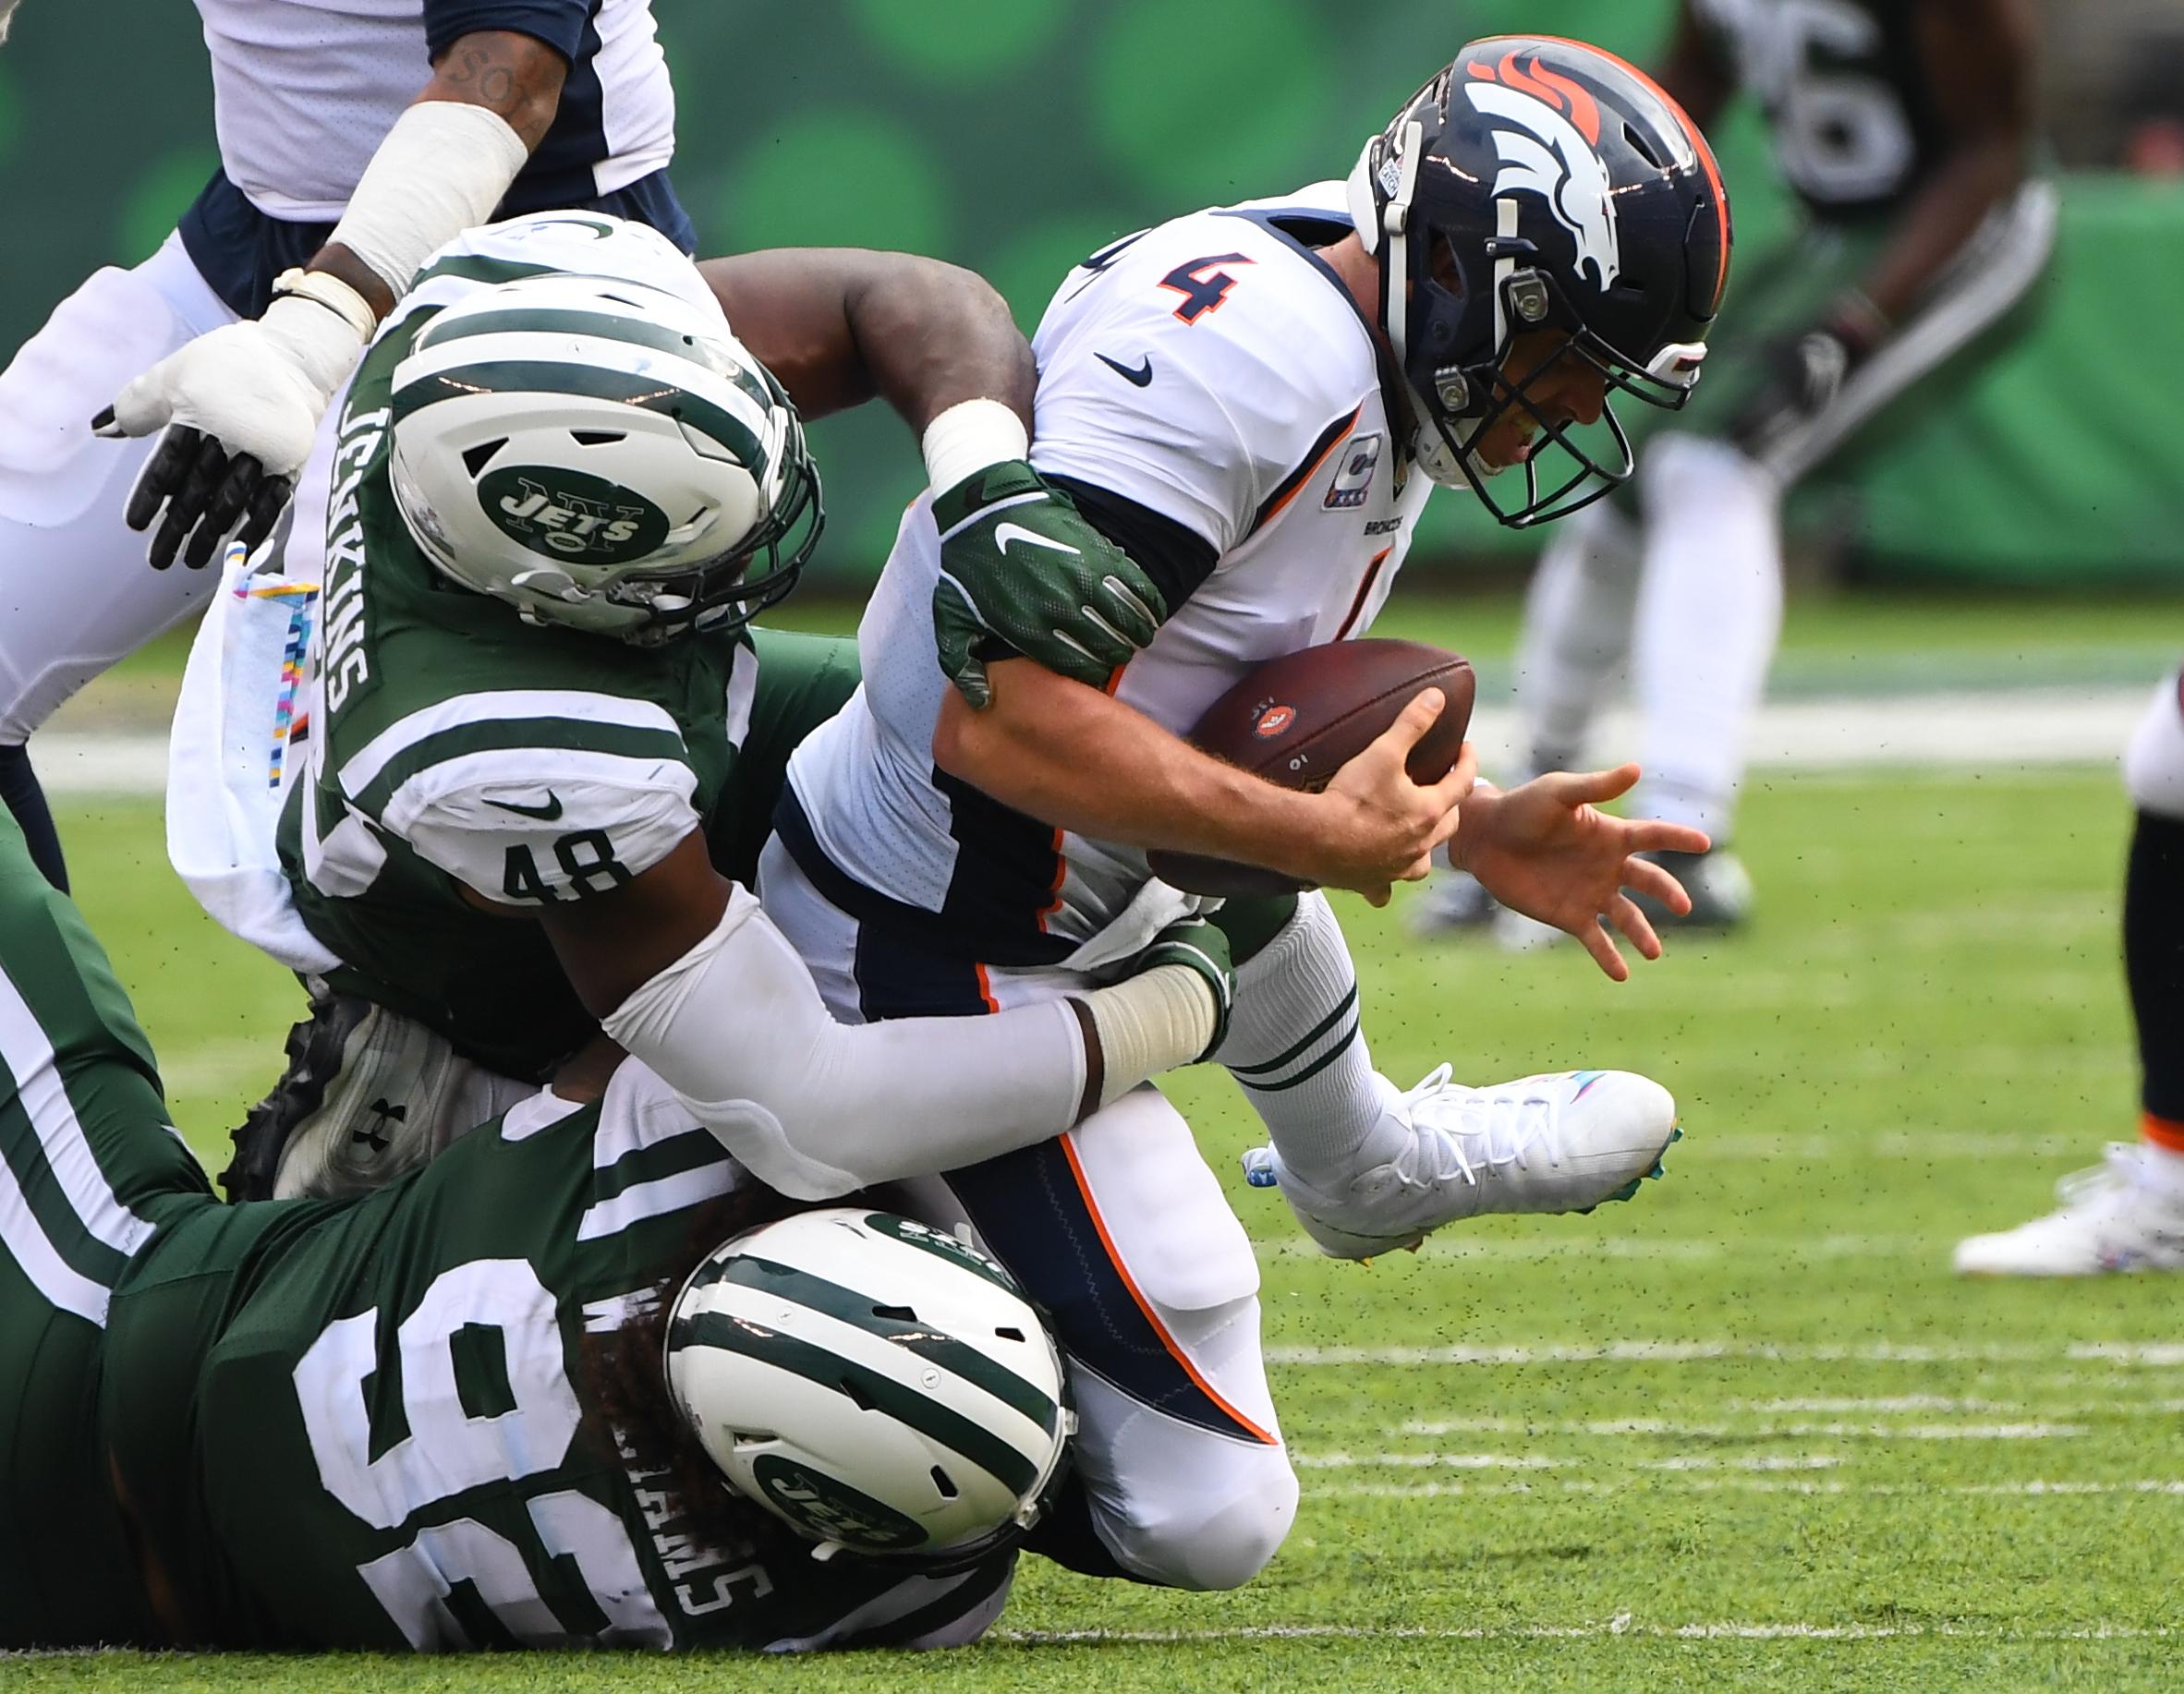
[26,757,2181,1689]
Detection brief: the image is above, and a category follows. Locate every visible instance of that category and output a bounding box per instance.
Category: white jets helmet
[665,1208,1074,1567]
[385,272,821,644]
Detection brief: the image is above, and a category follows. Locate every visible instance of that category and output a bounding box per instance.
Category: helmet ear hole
[459,439,506,478]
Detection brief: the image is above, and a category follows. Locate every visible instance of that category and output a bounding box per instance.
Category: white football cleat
[1954,1143,2184,1277]
[1243,1066,1680,1260]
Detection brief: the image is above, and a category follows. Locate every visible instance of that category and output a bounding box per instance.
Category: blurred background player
[0,0,694,893]
[1418,0,2056,940]
[1955,670,2184,1275]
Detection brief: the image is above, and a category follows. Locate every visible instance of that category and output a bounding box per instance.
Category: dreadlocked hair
[574,1184,810,1570]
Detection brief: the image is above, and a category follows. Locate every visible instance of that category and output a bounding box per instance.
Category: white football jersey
[196,0,675,221]
[782,184,1437,969]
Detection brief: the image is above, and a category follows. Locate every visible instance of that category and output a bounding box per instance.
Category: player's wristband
[921,397,1031,496]
[270,268,379,343]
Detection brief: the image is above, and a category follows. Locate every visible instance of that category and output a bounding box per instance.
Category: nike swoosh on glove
[930,461,1167,707]
[93,291,369,568]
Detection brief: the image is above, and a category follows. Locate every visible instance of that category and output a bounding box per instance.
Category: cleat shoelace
[1391,1064,1567,1192]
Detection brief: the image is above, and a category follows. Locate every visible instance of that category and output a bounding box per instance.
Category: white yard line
[1329,1478,2184,1501]
[1268,1340,2184,1367]
[1391,1417,2088,1440]
[996,1617,2178,1643]
[38,687,2152,797]
[1255,1232,1943,1264]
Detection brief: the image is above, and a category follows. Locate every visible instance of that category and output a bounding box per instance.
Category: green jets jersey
[0,804,999,1652]
[277,225,858,1080]
[98,1062,1009,1652]
[1691,0,1947,218]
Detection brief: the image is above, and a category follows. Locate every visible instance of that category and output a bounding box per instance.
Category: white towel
[165,543,341,974]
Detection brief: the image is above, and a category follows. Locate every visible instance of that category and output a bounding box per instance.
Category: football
[1144,637,1475,899]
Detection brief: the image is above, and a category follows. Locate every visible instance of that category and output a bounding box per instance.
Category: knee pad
[1129,1461,1298,1591]
[2124,674,2184,820]
[1087,1390,1300,1591]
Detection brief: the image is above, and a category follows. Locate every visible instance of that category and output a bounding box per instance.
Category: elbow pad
[601,887,1087,1200]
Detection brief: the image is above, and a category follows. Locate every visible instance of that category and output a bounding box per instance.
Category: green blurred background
[1,0,2179,587]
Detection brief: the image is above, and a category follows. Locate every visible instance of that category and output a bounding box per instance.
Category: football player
[1418,0,2055,939]
[203,212,1272,1209]
[758,39,1727,1593]
[1955,672,2184,1275]
[0,805,1064,1651]
[0,1,692,895]
[0,0,1162,895]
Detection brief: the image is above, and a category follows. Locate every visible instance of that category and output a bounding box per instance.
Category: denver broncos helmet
[1346,36,1732,526]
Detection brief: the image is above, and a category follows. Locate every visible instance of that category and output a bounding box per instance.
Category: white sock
[1214,893,1404,1191]
[1632,434,1784,839]
[1513,499,1643,774]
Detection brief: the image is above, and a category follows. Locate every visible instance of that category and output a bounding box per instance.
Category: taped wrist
[1081,964,1219,1109]
[601,888,1087,1200]
[329,102,530,301]
[922,397,1031,496]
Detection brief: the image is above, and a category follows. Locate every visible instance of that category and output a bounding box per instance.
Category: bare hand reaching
[1452,762,1710,980]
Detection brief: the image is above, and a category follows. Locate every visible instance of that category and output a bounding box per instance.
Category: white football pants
[757,834,1299,1592]
[0,233,239,743]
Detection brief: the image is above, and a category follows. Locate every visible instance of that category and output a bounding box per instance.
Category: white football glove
[94,284,370,568]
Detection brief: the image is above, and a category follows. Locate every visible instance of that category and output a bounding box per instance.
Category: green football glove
[931,461,1166,708]
[1137,914,1234,1063]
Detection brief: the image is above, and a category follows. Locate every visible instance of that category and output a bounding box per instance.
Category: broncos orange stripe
[1521,34,1733,312]
[1057,1133,1281,1446]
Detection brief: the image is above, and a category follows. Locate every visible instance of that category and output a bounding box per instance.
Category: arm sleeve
[601,886,1088,1200]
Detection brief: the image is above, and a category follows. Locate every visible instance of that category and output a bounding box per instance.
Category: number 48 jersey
[278,216,755,1079]
[783,183,1433,967]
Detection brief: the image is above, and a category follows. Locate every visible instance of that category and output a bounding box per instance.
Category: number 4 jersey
[781,182,1433,968]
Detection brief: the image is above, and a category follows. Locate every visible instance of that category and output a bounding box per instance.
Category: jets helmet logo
[477,466,669,564]
[1464,52,1622,291]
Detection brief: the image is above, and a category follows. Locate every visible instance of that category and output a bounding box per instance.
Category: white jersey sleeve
[1026,196,1380,559]
[338,689,701,906]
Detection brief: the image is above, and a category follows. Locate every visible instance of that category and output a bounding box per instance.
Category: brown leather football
[1144,637,1475,898]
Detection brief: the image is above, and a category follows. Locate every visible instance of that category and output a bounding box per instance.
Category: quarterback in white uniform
[762,41,1735,1592]
[0,0,689,891]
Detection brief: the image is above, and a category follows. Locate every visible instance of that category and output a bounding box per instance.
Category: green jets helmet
[385,272,822,644]
[665,1208,1074,1567]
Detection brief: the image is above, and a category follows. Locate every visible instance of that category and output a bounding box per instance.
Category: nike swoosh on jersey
[1097,352,1155,388]
[992,524,1082,559]
[487,793,565,821]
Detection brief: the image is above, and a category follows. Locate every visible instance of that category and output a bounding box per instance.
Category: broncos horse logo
[1464,52,1621,292]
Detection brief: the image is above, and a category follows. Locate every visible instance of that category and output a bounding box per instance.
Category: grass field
[14,591,2184,1689]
